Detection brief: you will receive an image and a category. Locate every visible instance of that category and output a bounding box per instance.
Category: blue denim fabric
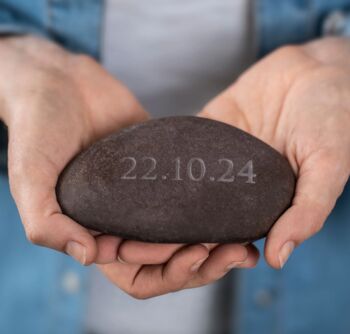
[0,0,103,57]
[0,1,349,333]
[256,0,350,56]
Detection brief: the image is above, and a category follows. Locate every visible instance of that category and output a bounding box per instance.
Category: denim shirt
[0,1,350,334]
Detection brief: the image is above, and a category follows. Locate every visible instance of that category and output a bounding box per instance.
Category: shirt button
[254,289,274,308]
[322,11,347,36]
[61,271,81,294]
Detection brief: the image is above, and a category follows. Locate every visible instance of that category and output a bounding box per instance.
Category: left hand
[198,37,350,269]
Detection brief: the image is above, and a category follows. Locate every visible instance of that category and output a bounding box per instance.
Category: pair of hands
[1,35,349,299]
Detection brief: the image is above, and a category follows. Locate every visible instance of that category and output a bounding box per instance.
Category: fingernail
[117,255,127,264]
[66,241,86,265]
[225,261,245,271]
[279,241,295,269]
[190,257,208,272]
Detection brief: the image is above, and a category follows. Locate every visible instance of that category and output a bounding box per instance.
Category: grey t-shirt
[85,1,255,333]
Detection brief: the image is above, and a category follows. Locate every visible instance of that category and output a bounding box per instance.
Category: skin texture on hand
[0,35,148,264]
[198,37,350,269]
[0,35,258,300]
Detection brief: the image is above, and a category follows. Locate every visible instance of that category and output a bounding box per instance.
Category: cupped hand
[0,35,148,265]
[198,37,350,269]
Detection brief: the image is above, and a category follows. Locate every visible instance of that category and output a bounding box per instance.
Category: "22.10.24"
[120,157,257,184]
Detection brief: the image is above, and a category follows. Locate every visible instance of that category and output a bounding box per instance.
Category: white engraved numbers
[237,160,256,184]
[173,157,183,181]
[119,157,257,183]
[187,158,206,181]
[217,158,235,183]
[120,157,137,180]
[140,157,157,180]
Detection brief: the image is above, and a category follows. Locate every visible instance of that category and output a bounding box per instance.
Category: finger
[99,244,209,299]
[117,241,218,265]
[185,243,259,289]
[97,261,142,296]
[265,152,349,269]
[95,235,123,264]
[24,210,97,266]
[117,240,185,265]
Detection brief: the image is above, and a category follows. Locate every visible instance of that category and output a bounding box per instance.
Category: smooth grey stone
[56,116,295,243]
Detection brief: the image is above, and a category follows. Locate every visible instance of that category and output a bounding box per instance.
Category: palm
[200,41,350,268]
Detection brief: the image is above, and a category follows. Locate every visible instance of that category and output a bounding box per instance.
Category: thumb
[8,150,98,265]
[265,151,349,269]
